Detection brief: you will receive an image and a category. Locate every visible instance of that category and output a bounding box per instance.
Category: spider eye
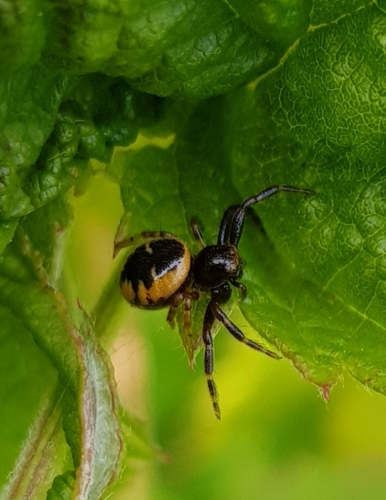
[193,244,242,288]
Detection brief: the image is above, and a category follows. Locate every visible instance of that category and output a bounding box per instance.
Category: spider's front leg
[202,282,232,419]
[230,279,247,300]
[202,303,221,420]
[210,301,280,359]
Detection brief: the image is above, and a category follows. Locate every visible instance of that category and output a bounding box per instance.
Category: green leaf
[310,0,372,24]
[0,221,17,254]
[0,62,70,220]
[0,65,160,221]
[107,0,282,97]
[43,0,289,98]
[224,1,386,393]
[113,146,189,238]
[228,0,311,47]
[0,210,123,498]
[0,0,46,73]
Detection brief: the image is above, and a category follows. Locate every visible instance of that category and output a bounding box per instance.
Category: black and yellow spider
[118,185,313,419]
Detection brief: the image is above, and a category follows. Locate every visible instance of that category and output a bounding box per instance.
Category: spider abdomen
[120,236,191,308]
[193,244,242,289]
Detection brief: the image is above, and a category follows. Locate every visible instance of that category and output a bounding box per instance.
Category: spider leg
[241,185,314,211]
[114,230,176,257]
[217,205,239,245]
[183,295,192,332]
[210,301,280,359]
[226,184,314,247]
[166,283,198,332]
[166,293,182,328]
[182,291,197,336]
[190,217,206,249]
[202,303,221,419]
[230,279,247,300]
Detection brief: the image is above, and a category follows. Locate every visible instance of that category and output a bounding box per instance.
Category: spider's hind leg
[190,218,206,249]
[166,295,181,329]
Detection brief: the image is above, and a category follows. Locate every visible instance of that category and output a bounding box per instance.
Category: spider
[117,185,313,419]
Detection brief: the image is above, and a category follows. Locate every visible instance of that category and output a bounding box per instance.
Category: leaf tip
[319,384,332,401]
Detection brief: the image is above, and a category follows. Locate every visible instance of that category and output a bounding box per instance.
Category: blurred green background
[67,171,386,500]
